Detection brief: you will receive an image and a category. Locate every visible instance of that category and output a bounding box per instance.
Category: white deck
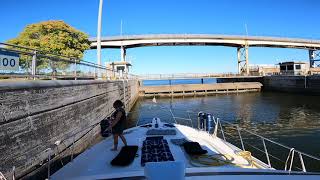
[51,119,319,180]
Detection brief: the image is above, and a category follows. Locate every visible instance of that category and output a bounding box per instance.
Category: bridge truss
[309,50,320,67]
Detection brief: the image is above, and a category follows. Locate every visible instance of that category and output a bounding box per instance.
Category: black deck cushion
[183,142,208,155]
[111,146,138,166]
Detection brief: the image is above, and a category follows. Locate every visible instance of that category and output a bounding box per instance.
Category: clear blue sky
[1,0,319,74]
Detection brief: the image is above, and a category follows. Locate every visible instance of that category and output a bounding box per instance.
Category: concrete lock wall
[263,75,320,93]
[0,80,139,179]
[216,77,263,83]
[221,75,320,94]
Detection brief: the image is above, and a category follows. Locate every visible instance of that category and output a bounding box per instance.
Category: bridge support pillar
[237,44,249,75]
[309,50,320,67]
[121,46,126,62]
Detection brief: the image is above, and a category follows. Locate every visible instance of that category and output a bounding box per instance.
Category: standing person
[109,100,127,151]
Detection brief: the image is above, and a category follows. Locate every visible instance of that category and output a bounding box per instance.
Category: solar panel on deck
[141,137,174,166]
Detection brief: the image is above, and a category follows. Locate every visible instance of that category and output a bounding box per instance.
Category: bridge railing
[138,73,245,80]
[0,42,137,80]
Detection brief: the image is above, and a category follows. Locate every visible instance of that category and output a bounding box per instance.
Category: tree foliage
[7,20,91,70]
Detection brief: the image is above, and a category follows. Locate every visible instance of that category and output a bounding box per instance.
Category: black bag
[100,118,110,137]
[183,142,207,155]
[111,146,139,166]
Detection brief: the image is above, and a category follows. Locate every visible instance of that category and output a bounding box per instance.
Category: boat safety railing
[0,166,15,180]
[211,116,320,173]
[131,105,194,128]
[132,106,320,173]
[211,118,320,172]
[0,172,7,180]
[169,109,194,128]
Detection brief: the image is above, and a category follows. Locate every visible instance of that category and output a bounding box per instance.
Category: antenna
[245,23,248,36]
[120,19,123,36]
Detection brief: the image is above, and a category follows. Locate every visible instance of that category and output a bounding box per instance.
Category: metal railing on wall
[0,42,138,80]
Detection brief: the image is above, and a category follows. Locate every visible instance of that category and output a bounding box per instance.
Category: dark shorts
[112,123,124,135]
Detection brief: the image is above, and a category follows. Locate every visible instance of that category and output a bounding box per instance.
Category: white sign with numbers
[0,50,20,71]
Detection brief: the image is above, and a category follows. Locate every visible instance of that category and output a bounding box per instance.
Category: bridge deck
[90,34,320,50]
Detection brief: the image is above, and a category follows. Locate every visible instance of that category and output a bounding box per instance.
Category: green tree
[7,20,90,70]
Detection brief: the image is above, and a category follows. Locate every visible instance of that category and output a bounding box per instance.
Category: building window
[287,65,294,70]
[116,66,125,72]
[280,65,286,71]
[295,65,301,70]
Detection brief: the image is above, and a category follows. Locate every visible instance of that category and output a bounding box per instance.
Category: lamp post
[97,0,103,79]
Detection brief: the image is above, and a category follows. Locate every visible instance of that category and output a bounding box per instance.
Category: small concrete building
[278,61,309,75]
[107,61,132,79]
[249,64,280,76]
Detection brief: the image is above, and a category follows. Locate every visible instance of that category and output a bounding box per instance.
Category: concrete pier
[139,82,262,97]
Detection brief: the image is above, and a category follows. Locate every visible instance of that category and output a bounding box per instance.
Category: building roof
[278,61,307,65]
[108,61,132,66]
